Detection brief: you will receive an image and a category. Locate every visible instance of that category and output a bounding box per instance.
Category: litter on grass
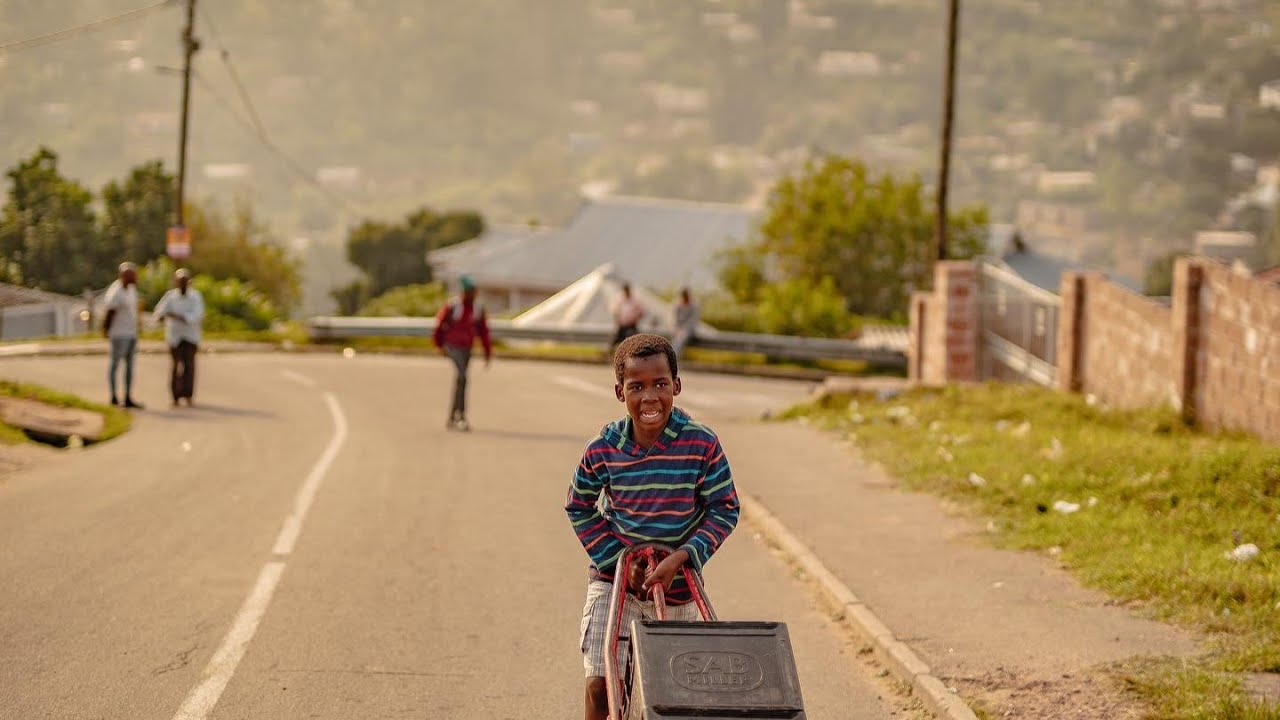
[1225,543,1260,562]
[1053,500,1081,514]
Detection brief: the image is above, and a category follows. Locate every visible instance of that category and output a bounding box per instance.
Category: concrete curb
[740,492,979,720]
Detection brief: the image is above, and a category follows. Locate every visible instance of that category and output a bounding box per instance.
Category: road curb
[740,492,979,720]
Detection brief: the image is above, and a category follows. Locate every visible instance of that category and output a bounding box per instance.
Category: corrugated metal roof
[0,283,84,310]
[431,196,756,293]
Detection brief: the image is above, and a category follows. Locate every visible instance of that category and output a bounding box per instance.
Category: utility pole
[175,0,198,226]
[934,0,960,263]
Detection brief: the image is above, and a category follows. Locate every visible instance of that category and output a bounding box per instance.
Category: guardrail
[307,317,907,367]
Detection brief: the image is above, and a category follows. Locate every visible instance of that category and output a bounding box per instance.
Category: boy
[565,333,739,720]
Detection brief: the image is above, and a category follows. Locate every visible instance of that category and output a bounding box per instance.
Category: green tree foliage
[330,279,370,317]
[100,160,175,267]
[1143,251,1185,296]
[0,147,103,293]
[183,201,301,312]
[357,282,448,317]
[138,257,280,331]
[754,277,854,338]
[744,155,988,320]
[345,207,484,296]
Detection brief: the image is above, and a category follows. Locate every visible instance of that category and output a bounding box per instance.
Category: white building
[0,284,89,340]
[1260,80,1280,110]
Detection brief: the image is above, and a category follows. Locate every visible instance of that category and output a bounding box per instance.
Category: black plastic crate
[627,620,805,719]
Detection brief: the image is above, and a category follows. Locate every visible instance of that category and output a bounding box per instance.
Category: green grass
[786,383,1280,719]
[0,380,132,443]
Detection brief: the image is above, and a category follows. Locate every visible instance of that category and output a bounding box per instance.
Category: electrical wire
[0,0,178,55]
[196,3,266,137]
[192,71,364,218]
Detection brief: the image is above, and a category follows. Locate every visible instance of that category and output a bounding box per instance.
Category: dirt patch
[1244,673,1280,705]
[950,666,1148,719]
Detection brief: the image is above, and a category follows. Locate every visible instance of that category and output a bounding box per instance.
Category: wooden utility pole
[934,0,960,262]
[175,0,198,226]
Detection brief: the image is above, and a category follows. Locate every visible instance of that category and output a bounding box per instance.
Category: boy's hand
[626,561,646,592]
[643,549,690,592]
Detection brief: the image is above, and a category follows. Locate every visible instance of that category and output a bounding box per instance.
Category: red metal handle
[602,543,717,720]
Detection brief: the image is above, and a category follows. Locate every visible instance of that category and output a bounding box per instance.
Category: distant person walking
[611,282,645,347]
[671,287,699,358]
[153,269,204,407]
[433,275,491,431]
[102,262,143,409]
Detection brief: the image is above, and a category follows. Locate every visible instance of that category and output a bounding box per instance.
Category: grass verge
[785,382,1279,719]
[0,380,131,444]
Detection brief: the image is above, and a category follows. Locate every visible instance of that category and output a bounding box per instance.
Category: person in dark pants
[153,269,205,407]
[432,275,491,431]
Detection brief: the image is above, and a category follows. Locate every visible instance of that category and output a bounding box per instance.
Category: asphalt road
[0,352,905,719]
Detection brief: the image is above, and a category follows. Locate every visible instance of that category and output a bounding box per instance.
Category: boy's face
[615,353,681,434]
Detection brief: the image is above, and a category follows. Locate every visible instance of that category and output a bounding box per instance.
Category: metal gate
[977,261,1060,386]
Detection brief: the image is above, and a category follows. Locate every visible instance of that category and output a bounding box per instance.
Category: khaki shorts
[579,579,702,678]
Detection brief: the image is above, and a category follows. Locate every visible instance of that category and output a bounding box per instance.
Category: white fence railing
[307,317,908,367]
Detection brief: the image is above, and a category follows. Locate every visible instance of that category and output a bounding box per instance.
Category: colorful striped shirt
[565,406,738,603]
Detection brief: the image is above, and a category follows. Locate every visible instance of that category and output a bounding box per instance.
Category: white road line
[171,561,285,720]
[278,369,316,388]
[170,391,347,720]
[553,374,613,399]
[0,343,40,356]
[272,392,347,555]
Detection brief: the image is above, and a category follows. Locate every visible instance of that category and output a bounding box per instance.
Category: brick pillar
[908,292,929,382]
[936,261,979,382]
[1171,257,1204,422]
[1054,271,1102,392]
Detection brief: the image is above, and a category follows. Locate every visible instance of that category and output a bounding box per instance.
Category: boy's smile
[616,354,681,448]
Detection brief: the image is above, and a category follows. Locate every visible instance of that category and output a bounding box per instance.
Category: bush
[754,277,856,338]
[194,276,279,331]
[357,282,449,317]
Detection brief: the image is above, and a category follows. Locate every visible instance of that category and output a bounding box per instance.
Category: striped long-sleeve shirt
[565,407,738,603]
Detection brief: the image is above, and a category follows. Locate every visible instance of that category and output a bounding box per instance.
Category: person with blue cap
[432,275,491,431]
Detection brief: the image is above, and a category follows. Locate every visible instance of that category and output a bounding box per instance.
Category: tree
[345,206,485,297]
[748,155,988,319]
[357,282,448,317]
[100,160,175,267]
[0,147,103,294]
[183,201,302,312]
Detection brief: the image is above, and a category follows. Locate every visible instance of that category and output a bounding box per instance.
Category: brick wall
[1061,273,1177,410]
[1192,261,1280,438]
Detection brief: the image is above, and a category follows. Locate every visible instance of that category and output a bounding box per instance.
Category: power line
[197,3,266,137]
[0,0,178,55]
[192,71,364,218]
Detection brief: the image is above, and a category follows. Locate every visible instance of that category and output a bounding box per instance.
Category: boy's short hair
[613,333,678,382]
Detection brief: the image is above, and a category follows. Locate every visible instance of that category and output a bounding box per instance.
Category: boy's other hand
[643,549,690,592]
[626,561,646,592]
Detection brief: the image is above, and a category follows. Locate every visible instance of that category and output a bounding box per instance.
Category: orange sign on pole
[166,225,191,259]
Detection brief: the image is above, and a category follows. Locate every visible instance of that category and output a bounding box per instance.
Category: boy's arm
[565,453,626,572]
[476,308,492,361]
[678,437,739,572]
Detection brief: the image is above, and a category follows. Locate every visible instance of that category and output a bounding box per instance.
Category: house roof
[0,283,84,310]
[431,196,756,293]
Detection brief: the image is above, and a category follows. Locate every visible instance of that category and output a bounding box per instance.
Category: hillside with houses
[1,0,1278,309]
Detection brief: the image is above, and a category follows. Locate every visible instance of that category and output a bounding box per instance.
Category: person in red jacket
[432,276,492,431]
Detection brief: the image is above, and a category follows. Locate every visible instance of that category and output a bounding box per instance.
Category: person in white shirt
[102,262,143,408]
[611,283,646,347]
[153,268,205,407]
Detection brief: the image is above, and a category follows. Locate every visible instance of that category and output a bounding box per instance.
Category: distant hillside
[2,0,1278,302]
